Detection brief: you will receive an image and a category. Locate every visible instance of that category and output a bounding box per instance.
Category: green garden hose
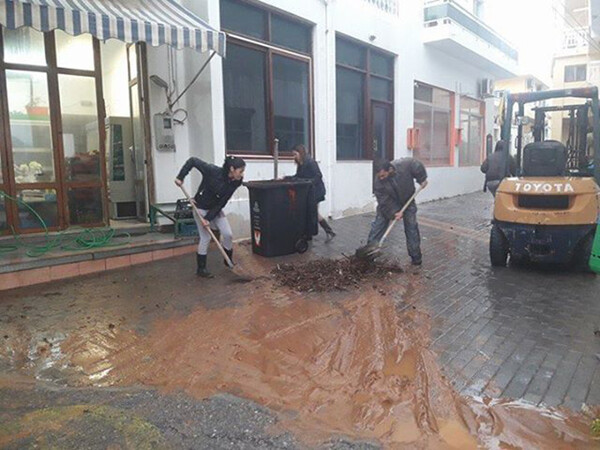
[0,190,131,258]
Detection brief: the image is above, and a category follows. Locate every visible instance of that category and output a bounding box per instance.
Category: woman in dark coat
[175,156,246,278]
[289,144,336,241]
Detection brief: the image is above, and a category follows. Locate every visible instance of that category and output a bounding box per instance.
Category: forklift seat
[522,140,567,177]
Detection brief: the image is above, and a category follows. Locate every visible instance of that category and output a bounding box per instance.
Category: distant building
[551,0,600,142]
[494,75,550,153]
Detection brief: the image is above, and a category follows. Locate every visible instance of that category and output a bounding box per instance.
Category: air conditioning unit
[479,78,494,98]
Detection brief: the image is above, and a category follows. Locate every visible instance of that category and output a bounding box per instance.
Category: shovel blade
[355,243,381,260]
[229,265,254,282]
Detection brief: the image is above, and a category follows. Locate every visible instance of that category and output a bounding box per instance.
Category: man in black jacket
[368,158,428,265]
[480,140,517,196]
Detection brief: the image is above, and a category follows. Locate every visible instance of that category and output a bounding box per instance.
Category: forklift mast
[501,87,600,184]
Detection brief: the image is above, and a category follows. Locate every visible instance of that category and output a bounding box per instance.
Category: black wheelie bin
[245,180,318,257]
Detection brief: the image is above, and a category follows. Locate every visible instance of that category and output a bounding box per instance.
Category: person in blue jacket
[289,144,336,241]
[175,156,246,278]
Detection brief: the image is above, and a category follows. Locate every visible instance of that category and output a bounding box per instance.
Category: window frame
[412,80,455,167]
[564,64,587,83]
[335,35,395,161]
[459,95,485,167]
[222,30,314,159]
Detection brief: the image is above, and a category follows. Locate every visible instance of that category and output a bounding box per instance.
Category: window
[564,64,587,83]
[272,55,310,152]
[221,0,266,40]
[271,16,311,54]
[413,82,453,166]
[220,0,311,54]
[335,37,394,160]
[223,44,268,153]
[336,68,364,159]
[459,96,484,167]
[221,1,313,156]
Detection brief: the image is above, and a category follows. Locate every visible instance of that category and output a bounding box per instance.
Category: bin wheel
[295,238,309,254]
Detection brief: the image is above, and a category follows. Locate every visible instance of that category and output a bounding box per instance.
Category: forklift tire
[573,233,594,272]
[490,225,509,267]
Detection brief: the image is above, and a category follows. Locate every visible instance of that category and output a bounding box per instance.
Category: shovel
[356,184,426,260]
[178,184,253,282]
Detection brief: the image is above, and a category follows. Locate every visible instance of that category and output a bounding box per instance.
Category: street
[1,192,599,448]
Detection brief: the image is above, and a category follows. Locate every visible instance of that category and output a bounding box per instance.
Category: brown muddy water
[0,251,598,448]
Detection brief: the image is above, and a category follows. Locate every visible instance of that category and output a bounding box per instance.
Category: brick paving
[2,189,599,432]
[311,191,600,411]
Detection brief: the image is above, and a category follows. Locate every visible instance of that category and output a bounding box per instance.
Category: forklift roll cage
[500,87,600,184]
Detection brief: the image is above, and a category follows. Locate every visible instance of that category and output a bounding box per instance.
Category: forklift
[490,87,600,269]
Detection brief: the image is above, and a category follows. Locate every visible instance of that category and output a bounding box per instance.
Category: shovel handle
[178,184,235,268]
[379,184,426,246]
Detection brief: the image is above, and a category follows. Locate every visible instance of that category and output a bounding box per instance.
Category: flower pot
[26,106,49,117]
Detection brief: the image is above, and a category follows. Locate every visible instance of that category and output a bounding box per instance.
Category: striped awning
[0,0,226,56]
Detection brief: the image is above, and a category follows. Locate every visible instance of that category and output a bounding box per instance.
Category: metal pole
[273,138,279,180]
[169,51,217,110]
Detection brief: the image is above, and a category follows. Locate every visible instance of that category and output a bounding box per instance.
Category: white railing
[424,0,519,61]
[562,27,590,51]
[363,0,399,15]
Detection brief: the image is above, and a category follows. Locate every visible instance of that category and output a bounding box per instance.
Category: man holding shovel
[175,156,246,278]
[367,159,428,266]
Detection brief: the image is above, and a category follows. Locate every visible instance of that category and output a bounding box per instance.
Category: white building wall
[145,0,509,238]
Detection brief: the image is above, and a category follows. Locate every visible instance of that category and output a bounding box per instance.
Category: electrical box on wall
[154,113,176,152]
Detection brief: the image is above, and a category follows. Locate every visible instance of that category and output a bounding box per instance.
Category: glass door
[371,101,393,162]
[56,32,106,227]
[0,27,107,233]
[371,101,393,189]
[1,29,61,232]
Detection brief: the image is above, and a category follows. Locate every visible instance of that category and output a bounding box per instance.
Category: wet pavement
[1,192,600,448]
[311,192,600,411]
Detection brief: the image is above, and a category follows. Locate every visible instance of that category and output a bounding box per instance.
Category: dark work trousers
[367,202,422,263]
[486,180,501,197]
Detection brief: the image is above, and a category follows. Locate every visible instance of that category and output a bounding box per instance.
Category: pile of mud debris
[272,256,403,292]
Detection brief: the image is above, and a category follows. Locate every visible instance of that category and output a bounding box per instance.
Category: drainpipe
[319,0,335,219]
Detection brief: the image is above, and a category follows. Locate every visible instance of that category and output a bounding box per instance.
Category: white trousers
[194,209,233,255]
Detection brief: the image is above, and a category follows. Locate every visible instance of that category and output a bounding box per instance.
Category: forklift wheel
[295,238,309,254]
[573,233,594,272]
[490,225,509,267]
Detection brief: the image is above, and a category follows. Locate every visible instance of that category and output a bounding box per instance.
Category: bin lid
[245,180,312,189]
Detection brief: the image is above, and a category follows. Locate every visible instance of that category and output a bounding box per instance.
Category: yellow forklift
[491,87,600,269]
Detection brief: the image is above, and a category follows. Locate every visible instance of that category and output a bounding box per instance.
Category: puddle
[7,282,589,448]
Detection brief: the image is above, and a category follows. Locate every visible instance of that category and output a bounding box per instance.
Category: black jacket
[374,158,427,221]
[289,157,326,203]
[176,157,242,221]
[481,151,517,182]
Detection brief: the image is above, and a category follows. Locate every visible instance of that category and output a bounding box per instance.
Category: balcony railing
[424,0,518,61]
[363,0,398,15]
[562,27,590,52]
